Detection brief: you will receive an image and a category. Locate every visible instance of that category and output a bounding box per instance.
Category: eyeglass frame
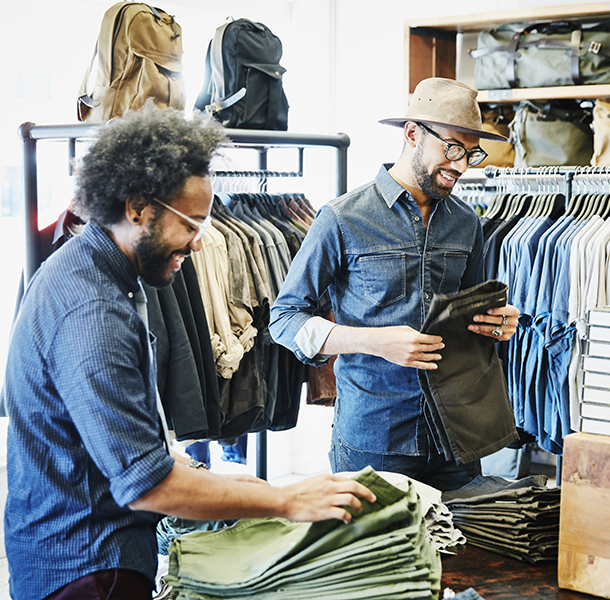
[417,122,488,167]
[151,197,212,242]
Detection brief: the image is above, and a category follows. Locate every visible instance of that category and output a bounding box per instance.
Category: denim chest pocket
[438,250,470,292]
[359,253,407,307]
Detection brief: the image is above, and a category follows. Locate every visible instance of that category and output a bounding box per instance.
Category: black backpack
[194,18,289,130]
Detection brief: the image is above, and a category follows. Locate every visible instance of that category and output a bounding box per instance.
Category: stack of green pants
[443,475,560,564]
[164,467,441,599]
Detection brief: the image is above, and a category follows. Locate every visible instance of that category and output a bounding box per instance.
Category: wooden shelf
[477,84,610,103]
[403,3,610,101]
[405,3,610,32]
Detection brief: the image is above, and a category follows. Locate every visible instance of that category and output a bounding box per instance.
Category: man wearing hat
[269,78,520,491]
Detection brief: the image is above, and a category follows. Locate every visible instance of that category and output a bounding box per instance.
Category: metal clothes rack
[18,121,350,480]
[483,164,610,482]
[483,165,610,201]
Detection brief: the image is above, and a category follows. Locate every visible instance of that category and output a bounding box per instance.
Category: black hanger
[528,193,548,218]
[565,192,586,217]
[545,193,566,220]
[599,194,610,220]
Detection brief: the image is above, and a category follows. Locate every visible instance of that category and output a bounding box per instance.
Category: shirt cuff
[294,317,337,360]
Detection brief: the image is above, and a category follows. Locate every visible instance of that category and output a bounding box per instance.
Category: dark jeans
[44,569,153,600]
[329,425,481,492]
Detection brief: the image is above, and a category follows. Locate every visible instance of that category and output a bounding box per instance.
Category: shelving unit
[403,2,610,105]
[581,309,610,436]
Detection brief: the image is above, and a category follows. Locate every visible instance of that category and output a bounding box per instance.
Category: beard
[411,143,460,201]
[136,217,188,289]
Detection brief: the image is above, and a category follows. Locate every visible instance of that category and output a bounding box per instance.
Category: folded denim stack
[156,516,234,556]
[164,467,441,599]
[442,474,560,564]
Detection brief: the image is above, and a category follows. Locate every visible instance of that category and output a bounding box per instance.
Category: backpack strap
[77,43,101,121]
[194,40,213,112]
[205,88,246,116]
[202,20,247,117]
[210,21,231,100]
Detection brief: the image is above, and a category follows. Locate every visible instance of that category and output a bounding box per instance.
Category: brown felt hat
[379,77,508,142]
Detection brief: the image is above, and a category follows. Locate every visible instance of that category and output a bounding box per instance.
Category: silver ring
[492,325,503,337]
[502,315,509,326]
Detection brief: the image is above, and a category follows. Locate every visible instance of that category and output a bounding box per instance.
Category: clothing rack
[483,165,610,201]
[481,164,610,483]
[18,121,350,480]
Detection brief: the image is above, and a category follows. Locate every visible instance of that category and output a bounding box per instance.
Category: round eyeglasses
[418,122,488,167]
[152,197,212,242]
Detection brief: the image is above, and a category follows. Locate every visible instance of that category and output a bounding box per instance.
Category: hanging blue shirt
[3,224,175,600]
[269,165,484,456]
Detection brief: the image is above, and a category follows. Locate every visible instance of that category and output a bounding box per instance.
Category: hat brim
[378,117,508,142]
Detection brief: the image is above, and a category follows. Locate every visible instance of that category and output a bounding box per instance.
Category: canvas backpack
[77,1,186,123]
[194,18,289,130]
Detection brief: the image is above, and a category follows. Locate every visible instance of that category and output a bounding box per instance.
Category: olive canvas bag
[510,100,594,167]
[471,20,610,90]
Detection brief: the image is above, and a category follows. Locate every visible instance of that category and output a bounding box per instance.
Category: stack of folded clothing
[379,471,466,552]
[163,467,441,599]
[442,474,560,564]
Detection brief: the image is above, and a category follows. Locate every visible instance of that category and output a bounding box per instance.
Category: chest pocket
[359,253,406,307]
[438,251,470,293]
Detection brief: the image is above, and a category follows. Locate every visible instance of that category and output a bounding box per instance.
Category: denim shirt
[269,164,484,456]
[3,224,175,600]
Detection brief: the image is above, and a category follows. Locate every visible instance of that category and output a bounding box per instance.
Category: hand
[370,326,444,370]
[279,473,376,524]
[468,303,520,341]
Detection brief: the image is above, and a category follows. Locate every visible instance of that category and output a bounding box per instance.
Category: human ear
[125,197,147,225]
[403,122,419,149]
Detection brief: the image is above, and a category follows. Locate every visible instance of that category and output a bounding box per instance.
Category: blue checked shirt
[269,165,484,457]
[3,224,174,600]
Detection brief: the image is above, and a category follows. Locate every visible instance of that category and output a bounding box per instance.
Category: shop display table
[441,544,597,599]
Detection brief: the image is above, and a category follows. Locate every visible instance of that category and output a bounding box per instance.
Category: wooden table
[440,544,598,599]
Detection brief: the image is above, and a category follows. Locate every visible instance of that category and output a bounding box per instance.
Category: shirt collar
[376,164,407,209]
[376,163,452,214]
[81,222,141,295]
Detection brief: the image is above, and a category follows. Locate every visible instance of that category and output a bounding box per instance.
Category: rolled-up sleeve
[269,206,342,366]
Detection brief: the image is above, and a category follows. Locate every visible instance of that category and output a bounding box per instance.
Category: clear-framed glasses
[151,197,212,243]
[418,122,488,167]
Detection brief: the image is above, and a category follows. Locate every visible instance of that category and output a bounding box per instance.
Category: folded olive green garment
[164,466,441,599]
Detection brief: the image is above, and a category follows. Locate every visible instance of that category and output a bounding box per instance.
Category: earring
[133,216,139,223]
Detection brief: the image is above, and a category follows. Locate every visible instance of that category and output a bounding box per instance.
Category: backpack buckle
[205,102,222,115]
[589,40,601,54]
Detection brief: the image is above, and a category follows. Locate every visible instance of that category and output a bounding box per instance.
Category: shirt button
[128,292,134,298]
[414,216,420,222]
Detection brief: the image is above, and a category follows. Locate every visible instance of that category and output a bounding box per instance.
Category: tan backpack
[77,2,186,123]
[591,99,610,166]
